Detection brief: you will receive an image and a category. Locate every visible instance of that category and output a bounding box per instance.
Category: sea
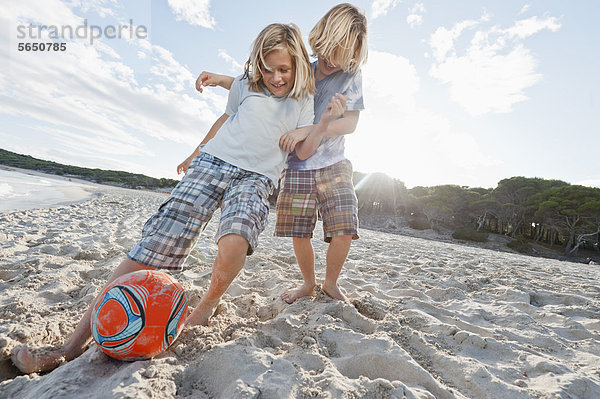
[0,168,95,212]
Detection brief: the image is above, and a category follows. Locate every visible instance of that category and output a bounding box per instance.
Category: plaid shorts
[128,153,273,270]
[275,159,359,242]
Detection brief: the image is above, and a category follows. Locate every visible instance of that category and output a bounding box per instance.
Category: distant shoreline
[0,148,179,191]
[0,167,101,212]
[2,165,595,265]
[2,150,597,266]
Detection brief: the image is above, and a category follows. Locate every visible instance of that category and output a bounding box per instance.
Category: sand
[1,184,600,398]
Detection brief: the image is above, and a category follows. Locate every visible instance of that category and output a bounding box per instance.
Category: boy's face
[316,55,342,77]
[262,49,295,97]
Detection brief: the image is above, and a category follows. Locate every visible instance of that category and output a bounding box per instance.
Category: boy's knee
[330,235,352,244]
[217,234,250,253]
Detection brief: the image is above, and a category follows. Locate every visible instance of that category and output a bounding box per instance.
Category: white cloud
[406,14,422,28]
[428,13,561,116]
[150,46,196,92]
[1,0,225,176]
[519,5,530,15]
[167,0,215,29]
[430,44,542,116]
[74,0,119,18]
[428,18,482,62]
[1,0,81,27]
[406,2,425,28]
[371,0,400,20]
[218,49,243,73]
[346,50,501,188]
[505,15,561,39]
[409,2,425,13]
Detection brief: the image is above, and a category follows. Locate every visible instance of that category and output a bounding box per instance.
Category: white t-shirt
[202,76,314,184]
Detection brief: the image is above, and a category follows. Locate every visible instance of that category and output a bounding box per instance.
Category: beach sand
[1,184,600,398]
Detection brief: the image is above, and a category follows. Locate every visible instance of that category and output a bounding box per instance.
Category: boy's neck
[314,69,326,82]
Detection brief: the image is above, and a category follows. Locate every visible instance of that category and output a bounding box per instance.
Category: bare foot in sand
[185,299,219,327]
[321,283,348,302]
[281,283,317,304]
[11,345,67,374]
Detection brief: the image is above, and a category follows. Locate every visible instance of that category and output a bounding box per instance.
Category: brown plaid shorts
[275,159,359,242]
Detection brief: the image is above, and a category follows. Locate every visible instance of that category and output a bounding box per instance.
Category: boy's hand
[177,157,192,175]
[196,71,222,93]
[177,151,199,175]
[279,128,311,153]
[323,93,347,123]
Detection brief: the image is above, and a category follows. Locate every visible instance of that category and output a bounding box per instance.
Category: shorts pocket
[249,182,272,230]
[140,198,172,237]
[276,191,316,217]
[180,214,205,241]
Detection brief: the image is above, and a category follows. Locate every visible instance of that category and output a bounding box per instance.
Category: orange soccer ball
[91,270,188,361]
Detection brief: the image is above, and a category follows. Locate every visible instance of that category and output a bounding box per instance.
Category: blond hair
[309,3,368,74]
[243,23,314,99]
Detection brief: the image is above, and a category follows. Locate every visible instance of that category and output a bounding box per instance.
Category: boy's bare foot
[185,299,219,327]
[281,283,317,304]
[321,283,348,302]
[11,345,67,374]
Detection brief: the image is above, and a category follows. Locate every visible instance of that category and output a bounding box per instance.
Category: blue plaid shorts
[128,153,273,270]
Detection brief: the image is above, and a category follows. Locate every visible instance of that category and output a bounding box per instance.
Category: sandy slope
[1,186,599,398]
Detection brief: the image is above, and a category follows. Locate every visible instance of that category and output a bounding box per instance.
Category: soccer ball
[91,270,188,361]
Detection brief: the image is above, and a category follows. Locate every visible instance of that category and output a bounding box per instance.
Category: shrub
[409,217,430,230]
[507,236,532,254]
[452,226,489,242]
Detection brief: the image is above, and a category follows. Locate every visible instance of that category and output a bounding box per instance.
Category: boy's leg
[186,234,249,326]
[322,235,352,301]
[317,160,359,302]
[11,258,152,374]
[186,171,272,325]
[274,168,319,303]
[12,154,229,373]
[281,237,317,304]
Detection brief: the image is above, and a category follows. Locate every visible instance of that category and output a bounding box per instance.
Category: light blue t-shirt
[202,76,314,184]
[286,62,364,170]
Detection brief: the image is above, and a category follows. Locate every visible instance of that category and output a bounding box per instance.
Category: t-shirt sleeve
[296,94,315,128]
[343,70,364,111]
[224,76,244,116]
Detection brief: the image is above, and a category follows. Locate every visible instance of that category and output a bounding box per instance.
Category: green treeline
[0,149,179,190]
[353,172,600,258]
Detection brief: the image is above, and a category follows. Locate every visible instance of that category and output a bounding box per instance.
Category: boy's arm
[279,125,313,153]
[323,110,360,139]
[196,72,235,93]
[279,108,359,153]
[279,93,351,154]
[177,113,229,174]
[295,95,346,160]
[200,113,229,145]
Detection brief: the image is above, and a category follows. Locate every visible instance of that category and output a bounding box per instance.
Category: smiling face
[261,49,295,97]
[315,54,343,80]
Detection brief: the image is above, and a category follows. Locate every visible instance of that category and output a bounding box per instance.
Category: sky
[1,0,598,189]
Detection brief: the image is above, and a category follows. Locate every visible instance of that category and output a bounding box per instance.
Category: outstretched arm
[177,113,230,174]
[195,72,235,93]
